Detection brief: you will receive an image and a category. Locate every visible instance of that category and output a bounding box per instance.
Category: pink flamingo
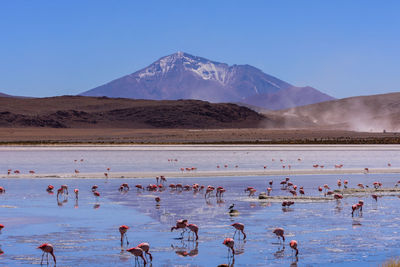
[223,238,235,257]
[231,223,246,239]
[171,219,188,238]
[119,225,130,245]
[248,188,256,197]
[74,189,79,199]
[0,186,5,193]
[273,228,285,243]
[137,242,153,262]
[187,223,199,240]
[46,185,54,192]
[267,187,272,196]
[127,247,146,265]
[290,240,299,256]
[0,224,4,231]
[38,243,56,265]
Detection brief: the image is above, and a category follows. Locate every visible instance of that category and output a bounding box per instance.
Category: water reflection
[274,245,285,259]
[171,240,199,257]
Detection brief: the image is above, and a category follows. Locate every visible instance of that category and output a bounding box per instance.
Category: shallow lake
[1,145,400,266]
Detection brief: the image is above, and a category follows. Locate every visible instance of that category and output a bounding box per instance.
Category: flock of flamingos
[0,157,397,266]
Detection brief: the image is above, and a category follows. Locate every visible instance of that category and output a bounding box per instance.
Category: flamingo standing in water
[231,223,246,239]
[289,240,299,256]
[187,223,199,240]
[273,228,285,243]
[38,243,56,265]
[119,225,130,245]
[171,219,188,238]
[0,224,4,231]
[372,194,378,202]
[74,189,79,199]
[223,238,235,257]
[46,185,54,192]
[137,242,153,262]
[0,186,5,193]
[127,246,146,265]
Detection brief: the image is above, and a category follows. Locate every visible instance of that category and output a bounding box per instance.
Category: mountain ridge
[80,52,334,109]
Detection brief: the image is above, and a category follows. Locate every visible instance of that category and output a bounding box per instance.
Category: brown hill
[274,92,400,132]
[0,96,277,129]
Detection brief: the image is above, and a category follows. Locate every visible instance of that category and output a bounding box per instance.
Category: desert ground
[1,127,400,144]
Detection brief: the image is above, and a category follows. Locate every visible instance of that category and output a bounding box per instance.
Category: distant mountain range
[80,52,335,110]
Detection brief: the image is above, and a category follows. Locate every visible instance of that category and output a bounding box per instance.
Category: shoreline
[2,167,400,179]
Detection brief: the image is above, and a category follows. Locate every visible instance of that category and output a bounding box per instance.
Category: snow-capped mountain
[80,52,334,110]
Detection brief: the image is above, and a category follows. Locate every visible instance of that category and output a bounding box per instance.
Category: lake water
[1,145,400,266]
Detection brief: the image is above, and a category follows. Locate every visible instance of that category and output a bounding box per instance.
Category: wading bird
[119,225,130,245]
[223,238,235,257]
[38,243,56,265]
[273,228,285,243]
[127,246,146,265]
[290,240,299,256]
[231,223,246,240]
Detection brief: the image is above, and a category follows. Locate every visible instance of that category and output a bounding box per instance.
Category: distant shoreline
[2,168,400,179]
[1,128,400,145]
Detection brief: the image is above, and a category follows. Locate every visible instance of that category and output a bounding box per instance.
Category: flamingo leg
[40,251,45,265]
[125,234,129,245]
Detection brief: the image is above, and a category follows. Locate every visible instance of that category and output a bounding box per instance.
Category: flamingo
[205,186,214,198]
[0,224,4,231]
[171,219,188,238]
[231,223,246,240]
[299,188,305,196]
[248,188,256,197]
[119,225,130,245]
[337,179,342,189]
[137,242,153,262]
[74,189,79,200]
[38,243,56,265]
[344,180,349,189]
[135,184,144,190]
[46,185,54,192]
[289,240,299,256]
[187,223,199,240]
[223,238,235,257]
[334,193,343,200]
[358,200,364,212]
[93,191,100,199]
[372,194,378,202]
[351,204,359,217]
[267,187,272,196]
[269,180,273,186]
[0,187,5,193]
[127,246,146,265]
[273,228,285,243]
[155,197,161,204]
[91,185,98,192]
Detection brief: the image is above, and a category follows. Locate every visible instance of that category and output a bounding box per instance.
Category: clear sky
[0,0,399,98]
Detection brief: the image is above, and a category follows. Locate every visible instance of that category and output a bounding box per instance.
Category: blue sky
[0,0,399,98]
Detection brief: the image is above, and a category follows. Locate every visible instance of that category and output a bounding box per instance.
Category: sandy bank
[2,167,400,179]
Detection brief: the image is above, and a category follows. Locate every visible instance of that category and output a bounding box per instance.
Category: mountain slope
[275,92,400,131]
[80,52,334,109]
[243,86,335,110]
